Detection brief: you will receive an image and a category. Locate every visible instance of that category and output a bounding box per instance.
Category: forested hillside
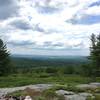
[11,55,89,68]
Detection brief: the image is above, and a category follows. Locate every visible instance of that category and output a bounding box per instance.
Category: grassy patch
[0,73,100,88]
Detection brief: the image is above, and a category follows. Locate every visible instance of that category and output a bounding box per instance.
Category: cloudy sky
[0,0,100,56]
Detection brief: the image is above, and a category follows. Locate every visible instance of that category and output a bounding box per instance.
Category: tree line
[0,34,100,76]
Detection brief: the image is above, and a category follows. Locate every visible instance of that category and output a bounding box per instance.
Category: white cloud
[86,6,100,15]
[0,0,100,55]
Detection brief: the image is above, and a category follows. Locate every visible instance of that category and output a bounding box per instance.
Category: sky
[0,0,100,56]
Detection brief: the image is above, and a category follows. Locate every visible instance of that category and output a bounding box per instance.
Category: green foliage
[51,84,86,93]
[63,66,75,74]
[11,56,88,68]
[80,64,93,76]
[37,96,45,100]
[86,96,94,100]
[57,95,65,100]
[45,67,58,74]
[43,88,65,100]
[0,73,97,88]
[43,89,57,99]
[0,38,12,76]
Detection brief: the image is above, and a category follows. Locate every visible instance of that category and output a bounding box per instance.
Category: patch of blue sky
[68,15,100,25]
[89,0,100,7]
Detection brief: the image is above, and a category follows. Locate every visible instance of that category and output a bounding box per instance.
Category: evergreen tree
[0,38,11,75]
[90,34,96,65]
[90,33,100,76]
[96,34,100,67]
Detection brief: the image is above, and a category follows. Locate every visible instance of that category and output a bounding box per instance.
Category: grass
[0,73,100,88]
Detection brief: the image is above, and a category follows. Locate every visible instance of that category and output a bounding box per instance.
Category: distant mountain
[11,54,88,59]
[11,55,89,68]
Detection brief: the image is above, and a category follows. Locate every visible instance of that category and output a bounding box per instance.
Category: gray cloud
[34,1,62,14]
[67,14,100,25]
[73,42,84,48]
[36,6,61,14]
[43,41,52,47]
[52,43,64,47]
[43,41,64,48]
[33,23,63,34]
[0,0,19,20]
[7,40,34,46]
[34,24,45,32]
[10,20,32,30]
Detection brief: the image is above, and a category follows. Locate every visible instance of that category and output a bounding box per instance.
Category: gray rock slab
[0,84,53,97]
[56,90,74,95]
[64,94,86,100]
[76,84,97,89]
[90,82,100,87]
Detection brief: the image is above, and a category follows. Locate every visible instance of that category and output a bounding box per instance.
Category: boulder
[79,93,93,97]
[64,94,86,100]
[56,90,93,100]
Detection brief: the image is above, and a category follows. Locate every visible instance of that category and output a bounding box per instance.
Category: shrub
[43,89,57,99]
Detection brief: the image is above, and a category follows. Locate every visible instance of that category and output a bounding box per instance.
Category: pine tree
[0,38,11,75]
[96,34,100,66]
[90,33,100,76]
[90,34,96,65]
